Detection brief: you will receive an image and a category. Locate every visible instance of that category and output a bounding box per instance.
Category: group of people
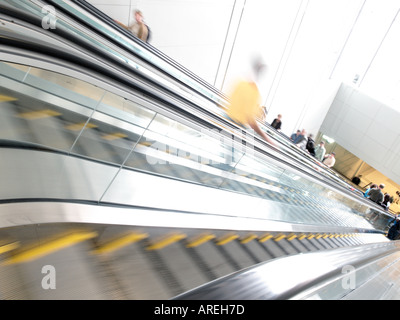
[364,183,392,211]
[289,129,335,167]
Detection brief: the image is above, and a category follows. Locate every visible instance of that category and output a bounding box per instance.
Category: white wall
[320,82,400,186]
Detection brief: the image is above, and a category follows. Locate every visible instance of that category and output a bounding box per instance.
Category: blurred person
[368,183,385,204]
[293,129,306,144]
[305,134,315,156]
[351,175,362,185]
[395,191,400,204]
[387,216,400,240]
[322,152,336,168]
[296,135,307,150]
[381,194,391,211]
[123,10,150,42]
[294,129,307,150]
[114,10,150,42]
[270,114,282,131]
[364,183,377,198]
[226,58,275,146]
[314,141,326,161]
[290,130,301,141]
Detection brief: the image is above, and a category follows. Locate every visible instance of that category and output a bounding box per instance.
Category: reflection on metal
[0,241,19,255]
[101,132,128,141]
[65,122,98,131]
[0,94,17,102]
[174,242,400,300]
[18,109,61,120]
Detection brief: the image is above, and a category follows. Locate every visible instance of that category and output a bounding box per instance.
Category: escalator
[0,0,396,299]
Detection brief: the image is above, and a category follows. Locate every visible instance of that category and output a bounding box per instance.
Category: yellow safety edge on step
[186,234,216,248]
[0,242,20,255]
[259,234,274,243]
[3,231,97,265]
[287,234,297,241]
[274,234,286,242]
[240,234,258,244]
[215,234,239,246]
[93,232,148,255]
[147,233,186,250]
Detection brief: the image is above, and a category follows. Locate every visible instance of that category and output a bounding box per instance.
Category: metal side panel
[0,148,119,201]
[0,148,381,233]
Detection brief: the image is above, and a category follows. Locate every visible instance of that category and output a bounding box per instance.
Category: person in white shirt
[323,152,336,168]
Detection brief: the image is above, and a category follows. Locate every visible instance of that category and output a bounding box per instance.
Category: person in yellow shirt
[226,60,274,146]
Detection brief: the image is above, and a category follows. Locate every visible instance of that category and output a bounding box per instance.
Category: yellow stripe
[0,242,19,255]
[287,234,297,241]
[93,232,148,255]
[307,234,315,240]
[322,234,329,239]
[297,234,307,240]
[186,234,215,248]
[4,231,97,265]
[240,234,258,244]
[139,141,152,147]
[102,132,128,141]
[65,122,97,131]
[259,234,274,242]
[274,234,286,242]
[147,233,186,250]
[0,94,18,102]
[18,109,61,120]
[315,234,323,239]
[215,234,239,246]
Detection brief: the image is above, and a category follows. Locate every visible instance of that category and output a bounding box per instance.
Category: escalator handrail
[173,241,400,300]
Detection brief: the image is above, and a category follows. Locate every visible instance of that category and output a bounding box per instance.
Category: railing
[174,241,400,300]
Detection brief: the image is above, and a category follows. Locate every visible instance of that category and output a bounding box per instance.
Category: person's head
[301,129,306,135]
[331,152,336,157]
[134,10,143,23]
[319,141,325,146]
[370,184,378,189]
[277,114,282,120]
[379,183,385,189]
